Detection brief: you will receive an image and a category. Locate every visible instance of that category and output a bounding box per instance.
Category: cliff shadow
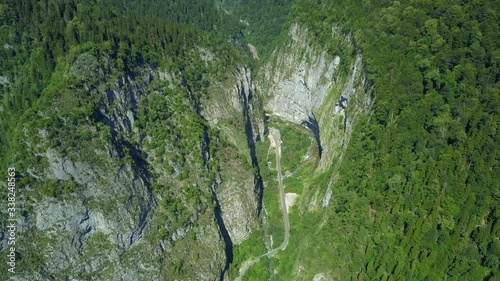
[211,189,233,281]
[240,85,264,216]
[302,112,323,158]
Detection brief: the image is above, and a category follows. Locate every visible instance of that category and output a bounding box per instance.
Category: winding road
[235,128,290,281]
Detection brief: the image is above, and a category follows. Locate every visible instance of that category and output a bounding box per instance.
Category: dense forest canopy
[0,0,247,170]
[216,0,296,61]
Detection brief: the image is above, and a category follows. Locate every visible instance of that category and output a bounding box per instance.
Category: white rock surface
[285,193,299,210]
[260,23,341,124]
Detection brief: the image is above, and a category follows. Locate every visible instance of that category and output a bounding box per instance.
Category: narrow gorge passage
[235,128,290,281]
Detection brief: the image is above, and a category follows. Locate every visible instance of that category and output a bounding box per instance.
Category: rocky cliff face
[257,23,373,172]
[8,53,165,280]
[203,66,265,245]
[260,23,341,125]
[0,48,264,280]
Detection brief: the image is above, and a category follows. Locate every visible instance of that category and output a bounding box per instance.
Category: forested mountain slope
[227,0,499,280]
[267,0,499,279]
[0,0,261,279]
[216,0,295,60]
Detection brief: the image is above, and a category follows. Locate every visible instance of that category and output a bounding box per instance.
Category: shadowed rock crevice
[240,78,265,216]
[94,74,157,249]
[334,95,349,132]
[211,189,233,281]
[184,77,234,280]
[302,112,323,158]
[343,109,348,132]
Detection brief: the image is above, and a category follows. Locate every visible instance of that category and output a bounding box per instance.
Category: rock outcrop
[202,66,264,245]
[257,23,373,172]
[259,23,341,124]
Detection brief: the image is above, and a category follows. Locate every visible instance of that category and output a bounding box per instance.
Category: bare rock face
[257,23,373,172]
[202,66,262,245]
[218,176,257,245]
[248,43,259,60]
[316,54,373,172]
[14,157,161,280]
[44,148,97,184]
[202,68,243,124]
[259,23,341,124]
[203,66,265,141]
[0,75,9,85]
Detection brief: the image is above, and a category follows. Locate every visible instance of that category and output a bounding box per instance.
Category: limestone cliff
[203,66,265,245]
[257,23,373,172]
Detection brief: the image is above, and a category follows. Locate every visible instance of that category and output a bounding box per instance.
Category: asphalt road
[235,128,290,281]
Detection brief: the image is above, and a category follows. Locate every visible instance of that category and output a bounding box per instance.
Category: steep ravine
[0,20,373,281]
[212,187,234,280]
[239,71,266,216]
[201,65,268,279]
[202,22,375,280]
[203,66,265,245]
[244,22,374,280]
